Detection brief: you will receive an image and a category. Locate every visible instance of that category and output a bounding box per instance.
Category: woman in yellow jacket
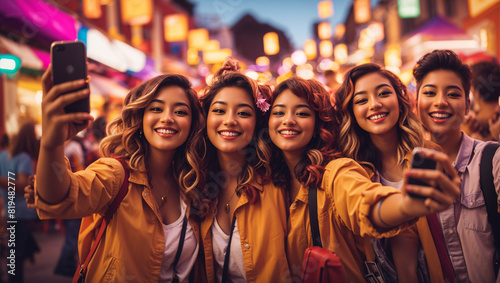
[267,77,461,282]
[198,58,290,282]
[334,63,446,282]
[34,70,208,282]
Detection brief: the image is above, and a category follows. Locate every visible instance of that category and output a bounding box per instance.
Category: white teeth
[220,131,240,137]
[430,113,451,119]
[280,130,299,135]
[368,113,388,120]
[156,129,177,134]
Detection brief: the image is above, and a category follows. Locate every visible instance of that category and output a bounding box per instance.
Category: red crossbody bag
[301,187,346,283]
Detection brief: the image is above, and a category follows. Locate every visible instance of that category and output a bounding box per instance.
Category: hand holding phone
[50,41,89,113]
[407,147,438,199]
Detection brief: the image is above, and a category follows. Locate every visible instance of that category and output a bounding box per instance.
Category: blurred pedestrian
[267,76,460,282]
[0,122,40,283]
[414,49,500,282]
[462,60,500,142]
[198,57,290,282]
[32,66,208,282]
[335,63,447,282]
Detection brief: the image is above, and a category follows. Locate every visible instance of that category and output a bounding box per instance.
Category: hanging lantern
[164,14,188,42]
[84,0,102,18]
[318,1,333,19]
[319,40,333,58]
[318,22,332,40]
[263,32,279,55]
[121,0,152,25]
[203,40,220,52]
[334,44,348,64]
[187,48,200,65]
[188,29,209,50]
[354,0,371,23]
[303,40,317,60]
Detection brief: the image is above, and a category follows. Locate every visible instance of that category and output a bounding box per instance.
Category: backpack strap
[309,187,323,248]
[72,158,130,283]
[480,143,500,276]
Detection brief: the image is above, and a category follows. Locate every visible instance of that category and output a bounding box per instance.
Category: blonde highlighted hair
[199,57,272,202]
[100,74,209,217]
[334,63,425,170]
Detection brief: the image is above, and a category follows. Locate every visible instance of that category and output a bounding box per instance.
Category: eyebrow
[271,104,312,110]
[151,99,191,109]
[211,101,254,109]
[422,84,463,91]
[353,83,391,97]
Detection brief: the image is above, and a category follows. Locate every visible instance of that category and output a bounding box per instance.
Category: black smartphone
[50,41,89,113]
[407,148,437,199]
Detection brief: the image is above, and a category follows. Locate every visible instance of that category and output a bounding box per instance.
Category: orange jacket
[35,158,202,283]
[287,158,415,282]
[200,181,291,282]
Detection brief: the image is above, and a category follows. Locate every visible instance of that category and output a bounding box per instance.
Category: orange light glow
[263,32,279,55]
[318,1,333,18]
[188,29,209,50]
[164,14,188,42]
[121,0,152,25]
[319,40,333,58]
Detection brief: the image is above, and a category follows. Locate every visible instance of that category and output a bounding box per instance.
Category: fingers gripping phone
[50,41,89,113]
[407,148,437,199]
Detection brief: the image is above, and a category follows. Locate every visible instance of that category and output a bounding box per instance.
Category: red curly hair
[268,77,341,189]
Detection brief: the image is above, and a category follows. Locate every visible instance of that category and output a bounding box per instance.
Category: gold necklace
[224,190,237,214]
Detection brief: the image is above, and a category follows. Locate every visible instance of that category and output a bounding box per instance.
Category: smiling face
[206,87,256,153]
[417,69,469,140]
[268,89,315,156]
[142,86,192,156]
[352,72,400,137]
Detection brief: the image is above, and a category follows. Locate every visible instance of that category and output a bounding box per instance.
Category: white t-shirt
[212,217,246,282]
[158,199,199,283]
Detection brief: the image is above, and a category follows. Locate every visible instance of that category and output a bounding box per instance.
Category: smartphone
[407,147,437,199]
[50,41,89,113]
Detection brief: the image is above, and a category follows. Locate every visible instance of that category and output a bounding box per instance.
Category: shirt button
[293,202,297,207]
[244,244,250,249]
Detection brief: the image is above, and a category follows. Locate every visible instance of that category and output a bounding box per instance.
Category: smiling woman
[198,57,290,282]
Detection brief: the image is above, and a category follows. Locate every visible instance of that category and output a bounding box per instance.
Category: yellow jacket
[35,157,202,283]
[287,158,415,283]
[200,180,291,282]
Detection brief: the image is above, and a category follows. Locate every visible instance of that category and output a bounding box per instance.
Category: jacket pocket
[102,256,118,283]
[460,192,490,232]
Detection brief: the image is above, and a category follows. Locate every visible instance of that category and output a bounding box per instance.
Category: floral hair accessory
[256,92,270,113]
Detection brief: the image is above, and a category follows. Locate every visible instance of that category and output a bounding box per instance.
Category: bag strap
[221,215,237,283]
[309,186,323,248]
[172,216,188,282]
[480,143,500,276]
[72,158,130,283]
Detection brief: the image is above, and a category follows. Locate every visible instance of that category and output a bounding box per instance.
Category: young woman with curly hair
[267,76,461,282]
[335,63,446,282]
[414,49,500,282]
[33,67,207,282]
[198,58,290,282]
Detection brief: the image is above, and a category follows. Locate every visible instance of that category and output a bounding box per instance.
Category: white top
[212,217,246,283]
[158,199,199,283]
[379,174,404,190]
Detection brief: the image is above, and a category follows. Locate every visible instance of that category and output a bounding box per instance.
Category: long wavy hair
[335,63,425,170]
[100,74,209,217]
[268,77,341,190]
[10,122,38,161]
[199,58,272,203]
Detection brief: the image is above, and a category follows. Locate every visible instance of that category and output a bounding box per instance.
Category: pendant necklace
[224,191,237,214]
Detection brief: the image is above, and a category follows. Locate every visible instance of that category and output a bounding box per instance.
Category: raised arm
[36,66,92,204]
[372,150,460,228]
